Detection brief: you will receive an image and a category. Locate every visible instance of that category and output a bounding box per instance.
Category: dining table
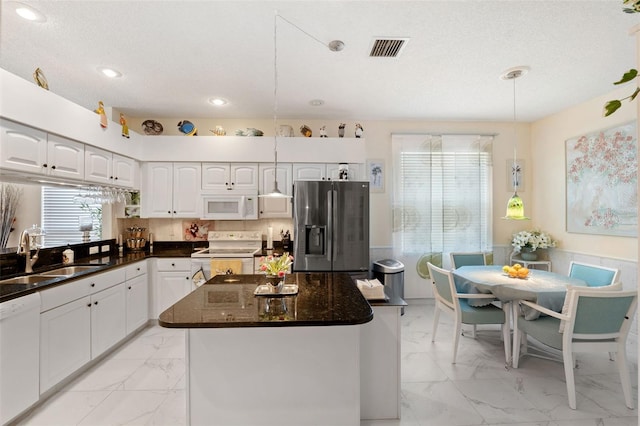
[452,265,587,365]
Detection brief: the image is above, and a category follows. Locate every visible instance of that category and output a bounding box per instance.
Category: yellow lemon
[517,268,529,278]
[502,265,510,273]
[508,268,518,278]
[513,263,522,271]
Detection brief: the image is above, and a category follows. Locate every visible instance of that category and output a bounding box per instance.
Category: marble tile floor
[17,299,639,426]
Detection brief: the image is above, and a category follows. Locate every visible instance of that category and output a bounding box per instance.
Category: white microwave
[202,194,258,220]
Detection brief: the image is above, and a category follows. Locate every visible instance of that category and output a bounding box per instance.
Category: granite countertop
[158,273,374,328]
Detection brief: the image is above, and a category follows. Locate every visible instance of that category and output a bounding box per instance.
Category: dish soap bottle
[62,245,74,265]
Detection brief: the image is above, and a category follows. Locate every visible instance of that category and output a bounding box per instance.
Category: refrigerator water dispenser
[305,226,326,255]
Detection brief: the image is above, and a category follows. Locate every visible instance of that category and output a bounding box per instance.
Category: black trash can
[372,259,405,314]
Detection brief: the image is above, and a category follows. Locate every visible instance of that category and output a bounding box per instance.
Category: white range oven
[191,231,262,288]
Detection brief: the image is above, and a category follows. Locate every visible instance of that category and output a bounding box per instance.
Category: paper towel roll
[267,227,273,249]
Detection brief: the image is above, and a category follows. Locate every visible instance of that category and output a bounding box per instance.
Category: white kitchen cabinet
[90,283,126,359]
[85,146,138,188]
[40,296,92,393]
[141,162,201,218]
[326,163,363,181]
[0,118,48,174]
[202,163,258,192]
[0,119,84,180]
[125,261,149,335]
[154,258,192,317]
[39,268,127,393]
[293,163,327,181]
[258,163,293,218]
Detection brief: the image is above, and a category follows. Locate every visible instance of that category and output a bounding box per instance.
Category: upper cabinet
[0,119,84,180]
[293,163,363,181]
[85,146,138,189]
[140,162,201,218]
[258,163,293,218]
[202,163,258,193]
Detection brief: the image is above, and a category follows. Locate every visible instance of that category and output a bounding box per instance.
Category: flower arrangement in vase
[511,229,557,260]
[259,253,293,292]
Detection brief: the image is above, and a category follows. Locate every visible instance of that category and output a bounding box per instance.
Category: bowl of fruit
[502,263,530,279]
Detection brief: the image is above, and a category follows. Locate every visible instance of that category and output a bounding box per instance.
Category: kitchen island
[159,273,376,426]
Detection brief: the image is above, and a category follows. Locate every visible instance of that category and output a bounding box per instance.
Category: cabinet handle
[137,267,140,271]
[94,301,98,305]
[171,263,175,267]
[185,276,189,280]
[110,176,114,179]
[43,163,48,168]
[51,165,56,170]
[115,177,118,180]
[168,211,171,214]
[173,210,176,214]
[87,303,92,307]
[90,283,95,287]
[128,286,132,290]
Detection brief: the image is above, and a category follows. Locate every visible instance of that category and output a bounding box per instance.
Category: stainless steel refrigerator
[293,180,369,272]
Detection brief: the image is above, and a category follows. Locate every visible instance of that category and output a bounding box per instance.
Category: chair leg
[562,346,577,409]
[452,319,462,364]
[616,342,634,409]
[432,306,441,342]
[501,323,511,366]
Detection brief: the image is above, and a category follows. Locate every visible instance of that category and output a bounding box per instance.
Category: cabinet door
[231,163,259,191]
[326,163,363,181]
[0,119,47,174]
[293,163,326,181]
[156,271,191,316]
[141,163,173,218]
[90,283,126,359]
[173,163,202,217]
[113,154,137,188]
[85,146,112,185]
[126,274,149,334]
[47,134,84,180]
[259,163,293,218]
[40,296,92,393]
[202,163,231,191]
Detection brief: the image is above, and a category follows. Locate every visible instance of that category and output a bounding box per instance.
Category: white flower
[511,229,557,252]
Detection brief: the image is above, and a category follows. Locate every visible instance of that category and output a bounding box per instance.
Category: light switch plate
[101,245,110,252]
[89,246,99,255]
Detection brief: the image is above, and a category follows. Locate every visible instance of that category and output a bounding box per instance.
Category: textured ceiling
[0,0,638,122]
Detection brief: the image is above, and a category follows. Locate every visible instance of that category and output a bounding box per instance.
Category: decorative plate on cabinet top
[141,119,163,135]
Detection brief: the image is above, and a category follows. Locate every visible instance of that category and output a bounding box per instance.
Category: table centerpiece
[511,229,557,261]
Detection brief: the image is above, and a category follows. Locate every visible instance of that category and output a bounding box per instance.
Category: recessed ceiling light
[14,2,46,22]
[209,98,228,106]
[98,67,122,78]
[309,99,325,106]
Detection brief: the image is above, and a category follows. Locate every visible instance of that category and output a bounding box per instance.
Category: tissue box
[357,278,386,300]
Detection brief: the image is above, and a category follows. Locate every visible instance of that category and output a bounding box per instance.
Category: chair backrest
[564,287,637,340]
[427,262,457,310]
[450,252,487,269]
[568,261,619,287]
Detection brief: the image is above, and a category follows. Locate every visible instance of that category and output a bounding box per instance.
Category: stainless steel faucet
[17,229,39,273]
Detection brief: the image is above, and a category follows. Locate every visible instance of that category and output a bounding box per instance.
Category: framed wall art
[506,159,525,192]
[565,121,637,237]
[367,159,385,193]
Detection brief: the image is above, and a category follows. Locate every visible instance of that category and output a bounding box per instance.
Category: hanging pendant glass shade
[504,191,529,220]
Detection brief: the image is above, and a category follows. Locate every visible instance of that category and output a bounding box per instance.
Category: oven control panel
[207,231,261,242]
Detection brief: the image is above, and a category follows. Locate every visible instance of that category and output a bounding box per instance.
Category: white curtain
[392,134,493,271]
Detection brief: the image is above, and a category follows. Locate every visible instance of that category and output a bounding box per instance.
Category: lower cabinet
[154,258,192,317]
[40,296,92,393]
[90,284,126,360]
[126,274,149,334]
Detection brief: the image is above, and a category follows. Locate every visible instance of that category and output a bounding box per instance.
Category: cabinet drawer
[125,261,148,280]
[156,258,191,271]
[40,268,126,312]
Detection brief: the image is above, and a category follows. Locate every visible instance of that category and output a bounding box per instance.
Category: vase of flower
[520,247,538,261]
[265,274,285,293]
[259,253,294,293]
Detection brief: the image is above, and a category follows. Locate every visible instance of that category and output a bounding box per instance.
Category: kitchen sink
[39,265,101,277]
[0,275,55,285]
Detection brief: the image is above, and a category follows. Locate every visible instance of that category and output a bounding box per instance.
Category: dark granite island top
[158,272,374,328]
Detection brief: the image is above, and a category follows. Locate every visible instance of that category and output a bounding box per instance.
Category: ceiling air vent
[369,38,409,58]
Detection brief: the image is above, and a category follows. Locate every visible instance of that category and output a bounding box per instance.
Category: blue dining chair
[513,287,637,409]
[449,252,487,269]
[427,262,509,364]
[568,261,618,287]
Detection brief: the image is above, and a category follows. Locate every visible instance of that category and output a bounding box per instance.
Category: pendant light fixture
[501,66,530,220]
[260,11,344,198]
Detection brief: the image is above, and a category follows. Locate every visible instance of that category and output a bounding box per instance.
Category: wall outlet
[89,246,99,255]
[101,245,110,252]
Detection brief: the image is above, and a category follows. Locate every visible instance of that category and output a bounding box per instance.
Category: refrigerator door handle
[327,189,333,263]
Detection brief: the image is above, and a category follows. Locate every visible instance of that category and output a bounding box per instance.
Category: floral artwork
[566,121,637,237]
[183,221,211,241]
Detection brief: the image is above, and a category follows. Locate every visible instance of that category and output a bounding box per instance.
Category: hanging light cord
[271,11,280,193]
[512,74,518,192]
[277,14,330,50]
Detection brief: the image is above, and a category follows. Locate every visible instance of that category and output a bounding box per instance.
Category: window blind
[392,134,493,265]
[42,187,102,246]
